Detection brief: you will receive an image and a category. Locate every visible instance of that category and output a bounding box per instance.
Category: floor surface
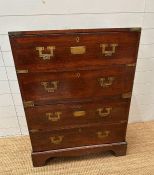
[0,121,154,175]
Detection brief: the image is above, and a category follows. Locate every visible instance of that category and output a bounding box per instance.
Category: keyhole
[78,128,82,133]
[76,37,80,43]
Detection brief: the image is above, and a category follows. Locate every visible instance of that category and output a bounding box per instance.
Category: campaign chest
[9,28,141,167]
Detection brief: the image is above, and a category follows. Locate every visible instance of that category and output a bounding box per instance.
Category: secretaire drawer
[9,29,140,72]
[30,123,127,152]
[26,99,130,131]
[18,65,134,103]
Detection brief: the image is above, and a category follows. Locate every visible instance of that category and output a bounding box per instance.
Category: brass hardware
[46,112,62,122]
[122,92,132,99]
[23,101,34,108]
[30,129,39,133]
[97,107,112,117]
[73,111,86,117]
[126,63,136,67]
[9,31,23,37]
[50,136,63,145]
[76,37,80,42]
[70,46,86,55]
[98,77,115,88]
[100,43,118,56]
[41,81,58,92]
[16,69,28,74]
[130,28,141,32]
[36,46,55,60]
[120,120,127,124]
[97,130,110,139]
[78,128,82,133]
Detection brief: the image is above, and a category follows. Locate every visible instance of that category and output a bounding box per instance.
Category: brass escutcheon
[76,36,80,42]
[78,128,82,133]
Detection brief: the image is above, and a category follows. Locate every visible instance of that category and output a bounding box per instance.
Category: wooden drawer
[26,99,130,131]
[30,123,127,152]
[9,29,140,72]
[18,65,134,103]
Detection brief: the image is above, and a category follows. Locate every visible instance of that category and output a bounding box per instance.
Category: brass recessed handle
[100,43,118,56]
[46,112,62,122]
[50,136,64,145]
[98,77,115,88]
[41,81,58,92]
[97,107,112,117]
[70,46,86,54]
[97,130,110,139]
[36,46,55,60]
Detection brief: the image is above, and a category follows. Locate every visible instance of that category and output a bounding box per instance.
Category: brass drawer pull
[50,136,64,145]
[36,46,55,60]
[41,81,58,92]
[73,111,86,117]
[100,43,118,56]
[46,112,62,122]
[97,130,110,139]
[70,46,86,55]
[98,77,115,88]
[97,107,112,117]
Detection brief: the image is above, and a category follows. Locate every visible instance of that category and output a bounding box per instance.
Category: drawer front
[18,65,134,103]
[10,30,140,72]
[30,123,127,152]
[26,99,130,131]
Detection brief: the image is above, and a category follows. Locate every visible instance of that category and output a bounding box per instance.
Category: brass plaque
[70,46,86,55]
[73,111,86,117]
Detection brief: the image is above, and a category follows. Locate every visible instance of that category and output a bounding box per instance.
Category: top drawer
[9,28,141,72]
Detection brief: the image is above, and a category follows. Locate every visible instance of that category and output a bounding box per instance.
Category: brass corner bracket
[16,69,29,74]
[23,101,34,108]
[130,28,141,32]
[122,92,132,99]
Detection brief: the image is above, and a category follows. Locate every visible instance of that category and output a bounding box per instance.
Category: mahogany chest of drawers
[9,28,141,167]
